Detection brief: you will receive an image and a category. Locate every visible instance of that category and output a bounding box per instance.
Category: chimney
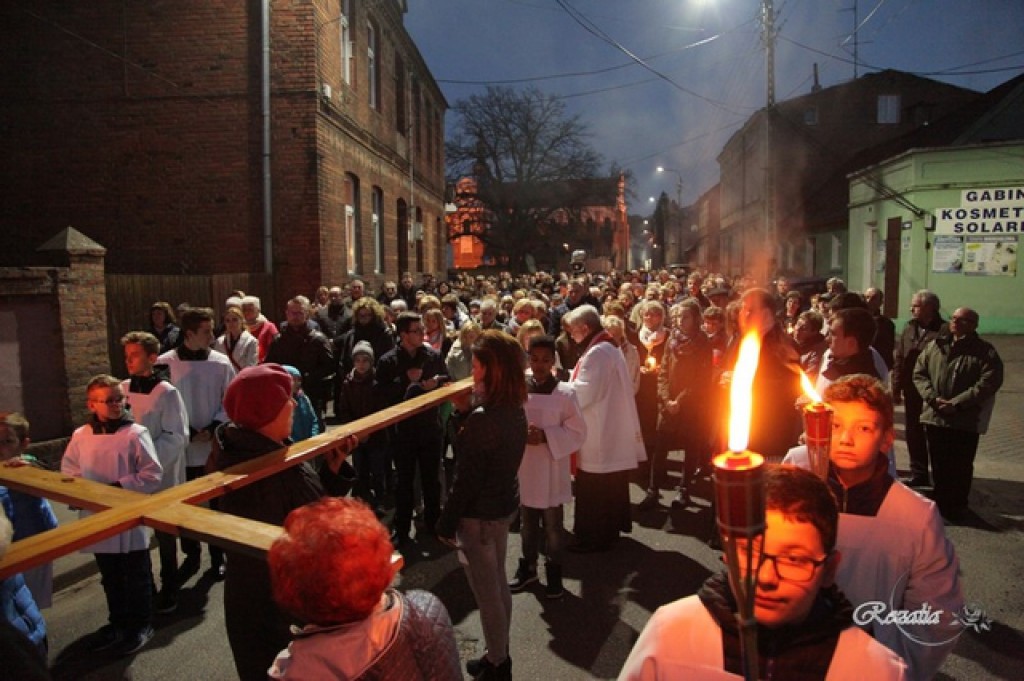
[811,63,822,93]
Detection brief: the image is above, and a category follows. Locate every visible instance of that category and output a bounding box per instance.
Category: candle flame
[645,356,657,370]
[727,331,761,452]
[800,370,822,403]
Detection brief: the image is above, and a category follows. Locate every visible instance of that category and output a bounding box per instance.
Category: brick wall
[0,0,447,309]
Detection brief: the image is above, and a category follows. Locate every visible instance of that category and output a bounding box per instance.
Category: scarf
[245,314,268,332]
[638,325,668,352]
[698,572,850,681]
[667,327,696,356]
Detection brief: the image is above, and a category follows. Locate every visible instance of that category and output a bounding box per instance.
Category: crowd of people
[0,264,1005,680]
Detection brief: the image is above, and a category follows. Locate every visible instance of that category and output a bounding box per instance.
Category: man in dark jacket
[892,290,946,487]
[374,312,448,546]
[865,287,896,370]
[914,307,1003,520]
[313,286,350,341]
[265,296,336,431]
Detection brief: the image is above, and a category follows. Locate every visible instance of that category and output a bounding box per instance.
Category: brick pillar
[38,228,110,429]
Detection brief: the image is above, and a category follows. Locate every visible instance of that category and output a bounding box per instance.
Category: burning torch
[713,331,766,681]
[800,372,833,481]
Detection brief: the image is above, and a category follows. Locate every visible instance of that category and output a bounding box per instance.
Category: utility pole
[761,0,777,280]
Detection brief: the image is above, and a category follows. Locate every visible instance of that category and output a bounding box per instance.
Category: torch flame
[800,370,823,403]
[727,331,761,452]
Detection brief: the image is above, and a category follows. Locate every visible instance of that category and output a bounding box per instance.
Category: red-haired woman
[268,497,461,679]
[437,330,528,681]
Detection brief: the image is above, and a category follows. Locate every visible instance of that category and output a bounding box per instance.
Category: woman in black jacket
[437,331,527,681]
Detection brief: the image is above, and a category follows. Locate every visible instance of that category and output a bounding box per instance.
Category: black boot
[545,562,565,599]
[475,655,512,680]
[508,558,538,592]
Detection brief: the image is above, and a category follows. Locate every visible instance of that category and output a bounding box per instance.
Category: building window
[434,109,442,174]
[412,79,421,156]
[345,173,361,274]
[877,94,900,124]
[340,0,352,85]
[803,107,818,125]
[367,20,379,111]
[830,234,842,271]
[805,237,816,274]
[415,206,424,272]
[395,53,406,133]
[372,186,384,273]
[425,100,433,165]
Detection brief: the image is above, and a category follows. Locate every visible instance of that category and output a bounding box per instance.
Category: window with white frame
[395,53,406,133]
[345,173,361,274]
[340,0,352,85]
[877,94,900,124]
[830,234,842,270]
[367,20,379,110]
[372,186,384,273]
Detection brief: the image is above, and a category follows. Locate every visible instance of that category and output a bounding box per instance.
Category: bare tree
[446,86,604,269]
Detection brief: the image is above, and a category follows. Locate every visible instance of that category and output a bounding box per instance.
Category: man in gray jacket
[913,307,1003,521]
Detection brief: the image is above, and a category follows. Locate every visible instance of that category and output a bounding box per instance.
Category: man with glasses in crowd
[914,307,1003,522]
[374,312,448,546]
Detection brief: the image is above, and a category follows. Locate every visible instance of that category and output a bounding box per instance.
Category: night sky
[405,0,1024,210]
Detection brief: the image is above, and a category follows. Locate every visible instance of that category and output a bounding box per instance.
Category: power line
[780,35,1024,77]
[436,31,731,86]
[553,0,753,117]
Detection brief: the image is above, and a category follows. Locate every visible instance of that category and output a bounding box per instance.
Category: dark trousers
[352,441,389,504]
[392,432,442,536]
[181,465,224,566]
[94,550,153,631]
[904,386,930,479]
[155,531,180,594]
[224,554,290,681]
[520,505,565,565]
[574,469,631,548]
[925,425,980,514]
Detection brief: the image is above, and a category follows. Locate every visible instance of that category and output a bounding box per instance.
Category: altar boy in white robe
[61,375,163,656]
[509,336,587,599]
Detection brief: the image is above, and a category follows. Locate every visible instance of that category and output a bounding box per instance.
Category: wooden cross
[0,378,472,580]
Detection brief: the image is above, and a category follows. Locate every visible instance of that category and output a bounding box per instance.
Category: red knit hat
[223,364,293,431]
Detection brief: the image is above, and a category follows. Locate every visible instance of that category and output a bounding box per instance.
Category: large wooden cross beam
[0,378,472,580]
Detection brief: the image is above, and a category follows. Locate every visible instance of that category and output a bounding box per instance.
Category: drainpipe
[261,0,273,273]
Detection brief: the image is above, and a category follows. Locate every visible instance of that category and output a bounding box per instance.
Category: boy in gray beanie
[337,340,388,510]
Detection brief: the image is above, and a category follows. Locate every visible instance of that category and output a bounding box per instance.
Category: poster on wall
[931,236,964,273]
[964,235,1018,276]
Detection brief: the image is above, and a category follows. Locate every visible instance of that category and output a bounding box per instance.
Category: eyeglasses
[748,547,830,583]
[403,326,425,335]
[91,397,126,406]
[733,540,827,581]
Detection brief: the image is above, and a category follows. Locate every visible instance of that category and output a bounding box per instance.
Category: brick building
[0,1,446,308]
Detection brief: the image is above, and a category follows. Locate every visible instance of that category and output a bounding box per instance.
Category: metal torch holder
[803,403,833,481]
[713,452,766,681]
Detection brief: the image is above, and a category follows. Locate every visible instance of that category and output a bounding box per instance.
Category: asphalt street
[39,336,1024,680]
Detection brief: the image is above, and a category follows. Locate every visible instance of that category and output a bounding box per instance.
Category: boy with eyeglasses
[61,375,163,656]
[619,465,906,680]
